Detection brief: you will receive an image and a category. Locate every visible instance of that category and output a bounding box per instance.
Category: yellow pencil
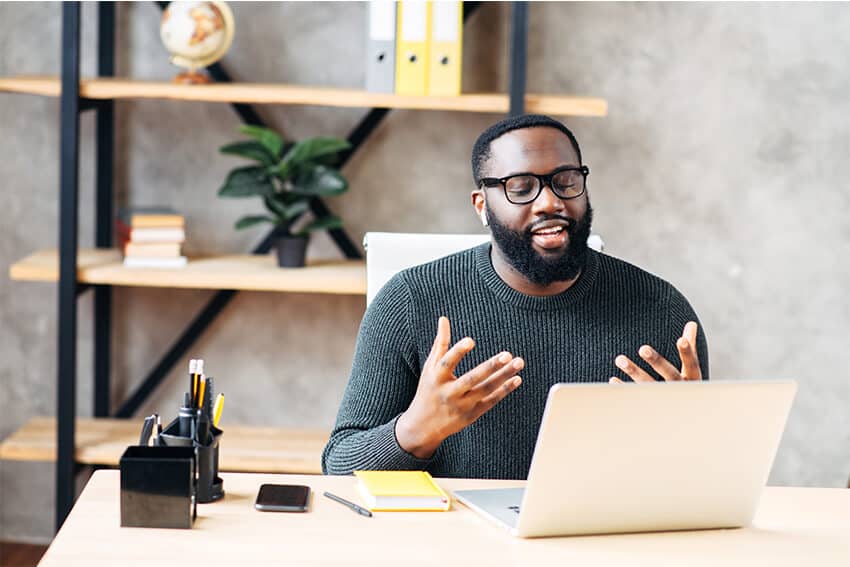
[213,394,225,427]
[197,376,206,410]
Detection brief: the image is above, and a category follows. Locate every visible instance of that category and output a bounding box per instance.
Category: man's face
[473,127,592,286]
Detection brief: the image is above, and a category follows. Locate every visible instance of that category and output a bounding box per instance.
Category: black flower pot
[274,234,309,268]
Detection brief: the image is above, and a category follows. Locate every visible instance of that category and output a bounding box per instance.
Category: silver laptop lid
[516,381,796,538]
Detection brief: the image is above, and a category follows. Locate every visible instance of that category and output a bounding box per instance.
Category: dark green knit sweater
[322,243,709,479]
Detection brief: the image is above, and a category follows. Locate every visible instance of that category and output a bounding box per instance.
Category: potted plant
[217,125,351,267]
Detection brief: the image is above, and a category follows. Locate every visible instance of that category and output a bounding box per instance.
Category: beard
[487,201,594,287]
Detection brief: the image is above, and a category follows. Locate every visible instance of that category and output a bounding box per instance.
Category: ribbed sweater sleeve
[321,275,431,475]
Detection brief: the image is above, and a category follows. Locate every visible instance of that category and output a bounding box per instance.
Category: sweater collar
[474,242,600,311]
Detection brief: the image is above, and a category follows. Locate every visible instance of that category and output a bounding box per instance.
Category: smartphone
[254,484,311,512]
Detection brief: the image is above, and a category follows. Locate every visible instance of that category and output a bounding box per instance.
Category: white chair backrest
[363,232,490,306]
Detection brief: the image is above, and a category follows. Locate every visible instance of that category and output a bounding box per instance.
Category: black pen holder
[119,445,197,529]
[160,419,225,503]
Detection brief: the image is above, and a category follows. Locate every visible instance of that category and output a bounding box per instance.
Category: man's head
[471,114,593,288]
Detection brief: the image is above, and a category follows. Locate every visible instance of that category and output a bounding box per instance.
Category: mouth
[529,220,571,250]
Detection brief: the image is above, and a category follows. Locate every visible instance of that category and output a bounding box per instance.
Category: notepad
[353,470,451,511]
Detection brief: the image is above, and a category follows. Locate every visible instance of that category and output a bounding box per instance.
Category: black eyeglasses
[479,165,590,205]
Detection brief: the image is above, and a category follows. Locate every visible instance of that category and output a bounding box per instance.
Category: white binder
[366,1,397,93]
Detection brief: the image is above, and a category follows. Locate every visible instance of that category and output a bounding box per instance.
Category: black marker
[323,491,372,517]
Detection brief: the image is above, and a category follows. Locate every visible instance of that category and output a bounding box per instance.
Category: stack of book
[116,207,187,268]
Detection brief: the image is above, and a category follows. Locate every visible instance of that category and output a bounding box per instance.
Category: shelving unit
[10,249,366,294]
[1,1,608,530]
[0,76,607,116]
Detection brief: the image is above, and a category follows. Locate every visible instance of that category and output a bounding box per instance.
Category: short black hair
[471,114,583,184]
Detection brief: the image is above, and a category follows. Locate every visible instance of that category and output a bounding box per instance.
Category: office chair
[363,232,490,305]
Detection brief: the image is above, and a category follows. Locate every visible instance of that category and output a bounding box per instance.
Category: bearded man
[322,114,709,479]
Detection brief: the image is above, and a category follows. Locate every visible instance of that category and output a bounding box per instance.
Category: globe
[160,1,235,84]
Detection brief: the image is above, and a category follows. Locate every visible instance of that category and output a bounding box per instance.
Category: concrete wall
[2,2,848,542]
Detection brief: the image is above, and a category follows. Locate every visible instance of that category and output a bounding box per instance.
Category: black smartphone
[254,484,311,512]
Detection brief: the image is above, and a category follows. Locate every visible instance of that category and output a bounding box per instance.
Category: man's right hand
[395,316,524,459]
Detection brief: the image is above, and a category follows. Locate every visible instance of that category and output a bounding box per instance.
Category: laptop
[453,380,796,538]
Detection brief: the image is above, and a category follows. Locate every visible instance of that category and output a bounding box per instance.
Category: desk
[39,471,850,566]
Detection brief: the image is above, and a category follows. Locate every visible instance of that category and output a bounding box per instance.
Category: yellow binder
[428,1,462,96]
[395,0,430,95]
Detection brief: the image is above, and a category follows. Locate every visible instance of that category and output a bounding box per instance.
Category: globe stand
[174,70,212,85]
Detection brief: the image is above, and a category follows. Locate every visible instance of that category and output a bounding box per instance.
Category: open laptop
[453,380,796,538]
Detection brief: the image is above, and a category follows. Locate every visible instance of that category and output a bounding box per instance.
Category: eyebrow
[485,164,580,179]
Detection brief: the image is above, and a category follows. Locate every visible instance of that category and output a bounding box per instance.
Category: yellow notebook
[354,470,451,511]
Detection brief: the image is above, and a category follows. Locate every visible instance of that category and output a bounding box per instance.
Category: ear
[471,189,486,223]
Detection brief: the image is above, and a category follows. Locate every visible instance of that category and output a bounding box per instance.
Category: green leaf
[294,215,343,236]
[291,165,348,197]
[218,166,275,198]
[280,137,351,167]
[219,140,276,166]
[234,215,276,230]
[264,196,310,221]
[271,161,293,181]
[238,125,284,159]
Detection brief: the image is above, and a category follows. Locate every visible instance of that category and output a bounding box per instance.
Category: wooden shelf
[0,75,608,117]
[9,248,366,295]
[0,417,329,474]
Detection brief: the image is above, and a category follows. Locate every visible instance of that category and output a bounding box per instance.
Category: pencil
[213,393,224,427]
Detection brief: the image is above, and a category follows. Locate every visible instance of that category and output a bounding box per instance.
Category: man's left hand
[609,321,702,383]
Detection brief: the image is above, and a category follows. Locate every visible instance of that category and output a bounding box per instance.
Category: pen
[323,491,372,517]
[154,415,162,446]
[195,409,211,445]
[138,415,155,446]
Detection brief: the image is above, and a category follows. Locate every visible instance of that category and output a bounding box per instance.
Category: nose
[531,181,566,215]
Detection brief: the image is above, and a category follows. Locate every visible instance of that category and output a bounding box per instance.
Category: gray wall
[1,2,848,543]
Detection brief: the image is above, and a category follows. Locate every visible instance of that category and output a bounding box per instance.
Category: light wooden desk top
[40,471,850,566]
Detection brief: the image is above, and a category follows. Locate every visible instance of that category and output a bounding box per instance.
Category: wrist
[395,412,442,459]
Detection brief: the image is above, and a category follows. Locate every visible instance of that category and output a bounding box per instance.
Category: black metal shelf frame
[53,0,525,529]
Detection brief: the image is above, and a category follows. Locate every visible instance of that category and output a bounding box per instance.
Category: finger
[638,345,683,382]
[476,376,523,412]
[615,354,656,383]
[435,336,476,379]
[677,336,702,381]
[683,321,698,348]
[425,316,451,367]
[609,377,624,384]
[466,357,525,398]
[452,352,518,394]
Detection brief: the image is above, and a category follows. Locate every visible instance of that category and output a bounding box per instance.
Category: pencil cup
[160,419,225,503]
[119,445,197,529]
[195,426,224,503]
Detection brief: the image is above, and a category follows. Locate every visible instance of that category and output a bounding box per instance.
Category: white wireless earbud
[480,210,489,227]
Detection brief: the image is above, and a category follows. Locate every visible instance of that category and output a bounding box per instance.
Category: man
[322,114,708,479]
